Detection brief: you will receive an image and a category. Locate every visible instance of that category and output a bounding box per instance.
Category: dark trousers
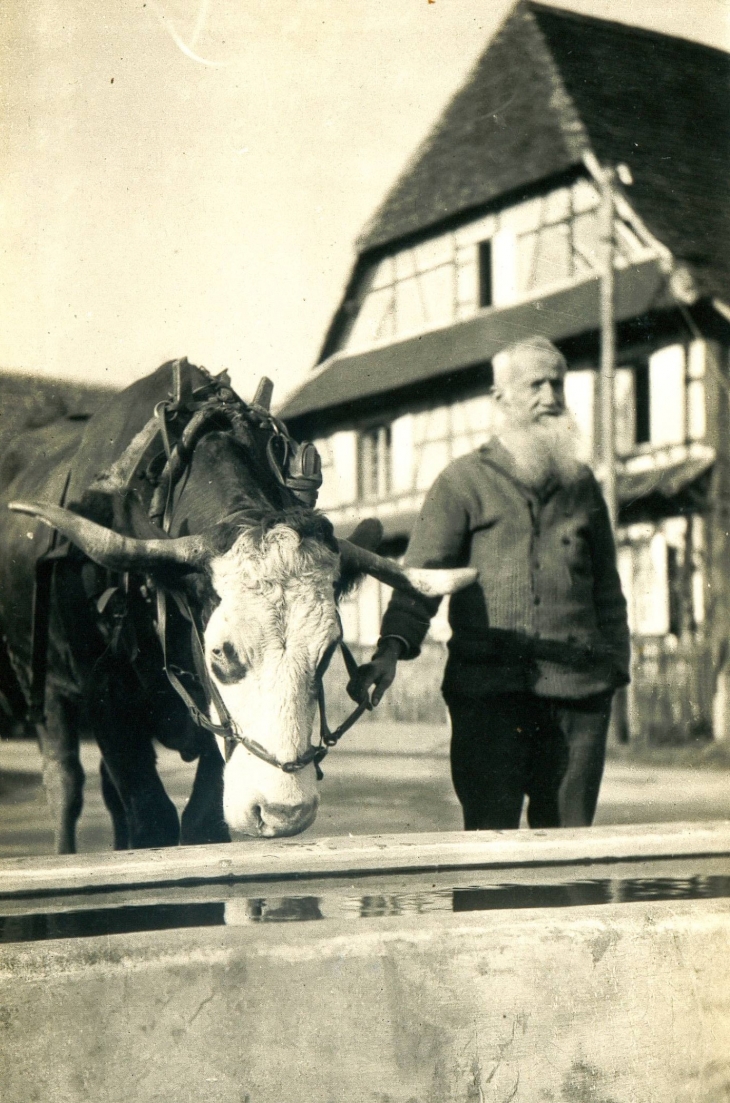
[445,691,612,831]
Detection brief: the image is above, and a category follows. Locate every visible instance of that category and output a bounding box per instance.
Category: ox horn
[8,501,220,572]
[337,539,477,598]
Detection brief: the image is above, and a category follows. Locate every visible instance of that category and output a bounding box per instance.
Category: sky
[1,0,729,406]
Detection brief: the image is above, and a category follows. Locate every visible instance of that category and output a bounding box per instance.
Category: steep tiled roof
[357,2,587,254]
[288,2,730,422]
[357,3,730,303]
[533,5,730,302]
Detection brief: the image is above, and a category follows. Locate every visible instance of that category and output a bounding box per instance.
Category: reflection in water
[0,902,225,944]
[453,881,614,912]
[224,896,324,925]
[358,894,431,918]
[615,876,724,903]
[1,876,728,944]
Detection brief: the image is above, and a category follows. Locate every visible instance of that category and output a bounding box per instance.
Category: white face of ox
[204,523,341,838]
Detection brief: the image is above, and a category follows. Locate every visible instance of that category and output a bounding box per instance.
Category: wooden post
[599,167,618,531]
[597,164,630,742]
[705,342,730,741]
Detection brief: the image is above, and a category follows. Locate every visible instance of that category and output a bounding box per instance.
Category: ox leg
[180,737,230,846]
[97,737,180,850]
[100,759,129,850]
[38,692,85,855]
[91,669,180,850]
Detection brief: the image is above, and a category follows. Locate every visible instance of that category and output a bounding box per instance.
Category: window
[358,425,391,501]
[478,240,493,307]
[635,362,650,445]
[615,360,650,455]
[667,545,683,638]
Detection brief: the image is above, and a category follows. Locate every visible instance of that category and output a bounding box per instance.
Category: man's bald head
[492,337,567,393]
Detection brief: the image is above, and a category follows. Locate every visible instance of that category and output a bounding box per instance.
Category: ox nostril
[262,799,318,827]
[251,804,264,830]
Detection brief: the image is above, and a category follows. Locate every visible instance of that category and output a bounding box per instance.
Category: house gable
[532,5,730,302]
[318,1,730,370]
[357,2,587,256]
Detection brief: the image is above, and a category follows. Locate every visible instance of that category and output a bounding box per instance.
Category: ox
[0,361,474,852]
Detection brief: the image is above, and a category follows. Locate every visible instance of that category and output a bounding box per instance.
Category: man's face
[497,351,566,427]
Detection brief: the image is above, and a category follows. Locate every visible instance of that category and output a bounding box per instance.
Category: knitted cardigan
[379,440,631,700]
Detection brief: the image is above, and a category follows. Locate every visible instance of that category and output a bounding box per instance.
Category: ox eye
[210,641,248,685]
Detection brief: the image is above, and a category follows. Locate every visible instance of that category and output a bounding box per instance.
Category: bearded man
[349,336,630,831]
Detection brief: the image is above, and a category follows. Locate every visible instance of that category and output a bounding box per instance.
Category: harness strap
[155,588,231,740]
[0,629,28,720]
[317,640,371,749]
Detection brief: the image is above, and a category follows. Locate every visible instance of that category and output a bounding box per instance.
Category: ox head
[10,500,476,838]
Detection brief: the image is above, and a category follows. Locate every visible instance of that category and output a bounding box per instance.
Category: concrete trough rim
[1,820,729,900]
[3,897,729,982]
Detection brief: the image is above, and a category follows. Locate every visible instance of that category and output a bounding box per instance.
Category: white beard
[495,409,589,490]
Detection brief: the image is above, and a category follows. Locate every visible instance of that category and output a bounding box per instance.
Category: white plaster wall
[687,340,707,441]
[490,227,517,306]
[614,367,637,457]
[390,414,414,494]
[634,532,670,636]
[315,430,358,509]
[649,344,686,446]
[564,369,595,458]
[340,177,666,355]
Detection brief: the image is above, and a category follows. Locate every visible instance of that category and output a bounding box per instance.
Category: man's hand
[347,637,405,707]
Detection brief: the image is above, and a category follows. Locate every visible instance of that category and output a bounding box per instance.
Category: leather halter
[147,365,370,780]
[156,589,371,780]
[215,630,373,779]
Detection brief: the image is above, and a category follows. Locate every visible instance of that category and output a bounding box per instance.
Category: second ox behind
[0,360,474,852]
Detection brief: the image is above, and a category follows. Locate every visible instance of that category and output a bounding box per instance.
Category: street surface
[1,724,729,857]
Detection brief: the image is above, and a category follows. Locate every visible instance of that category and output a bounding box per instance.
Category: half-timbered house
[282,2,730,742]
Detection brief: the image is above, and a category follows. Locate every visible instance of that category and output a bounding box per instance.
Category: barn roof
[357,2,730,297]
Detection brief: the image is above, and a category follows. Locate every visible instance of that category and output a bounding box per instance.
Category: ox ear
[346,518,384,552]
[335,519,384,597]
[8,501,223,575]
[337,536,477,599]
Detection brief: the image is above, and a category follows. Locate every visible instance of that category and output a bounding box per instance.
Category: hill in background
[0,371,116,442]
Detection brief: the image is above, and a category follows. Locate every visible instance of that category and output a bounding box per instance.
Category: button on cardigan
[380,439,631,700]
